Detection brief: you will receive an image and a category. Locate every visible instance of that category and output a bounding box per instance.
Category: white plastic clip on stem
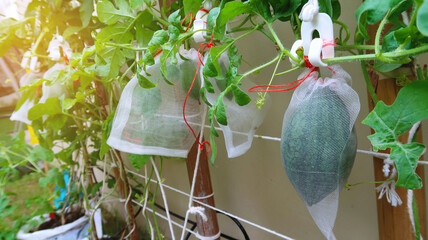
[299,0,319,22]
[193,6,212,43]
[289,13,334,68]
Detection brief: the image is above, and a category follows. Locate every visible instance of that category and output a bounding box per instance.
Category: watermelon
[281,87,357,206]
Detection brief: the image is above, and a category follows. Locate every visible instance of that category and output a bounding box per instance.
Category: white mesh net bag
[280,65,360,240]
[201,53,271,158]
[10,72,43,125]
[10,64,67,125]
[39,63,67,103]
[107,48,203,158]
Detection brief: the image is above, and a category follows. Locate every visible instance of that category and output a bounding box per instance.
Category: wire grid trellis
[94,120,428,240]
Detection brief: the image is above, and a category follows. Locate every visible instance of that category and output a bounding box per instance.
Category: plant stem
[31,28,48,55]
[361,61,379,105]
[323,44,428,64]
[336,45,377,51]
[63,112,102,126]
[262,52,283,98]
[275,65,302,76]
[258,28,276,43]
[146,7,170,27]
[375,10,390,56]
[346,178,395,189]
[266,22,299,62]
[105,43,147,51]
[119,61,136,84]
[237,54,281,83]
[227,26,256,33]
[229,15,251,30]
[211,25,259,64]
[333,19,350,44]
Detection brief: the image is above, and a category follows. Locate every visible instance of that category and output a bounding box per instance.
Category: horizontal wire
[126,169,295,240]
[202,125,428,165]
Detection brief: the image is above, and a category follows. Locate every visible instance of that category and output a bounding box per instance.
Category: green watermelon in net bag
[280,65,360,240]
[107,48,203,158]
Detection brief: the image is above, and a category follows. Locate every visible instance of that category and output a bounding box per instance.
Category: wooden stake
[366,20,427,240]
[157,1,220,237]
[186,138,220,239]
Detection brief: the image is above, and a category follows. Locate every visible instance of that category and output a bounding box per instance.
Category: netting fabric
[10,64,67,125]
[280,65,360,240]
[107,48,203,158]
[39,63,67,103]
[201,53,271,158]
[10,72,43,125]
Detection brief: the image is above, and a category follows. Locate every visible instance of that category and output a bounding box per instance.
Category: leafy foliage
[363,80,428,189]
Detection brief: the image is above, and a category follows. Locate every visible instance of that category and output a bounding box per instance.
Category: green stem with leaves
[236,54,282,83]
[31,28,49,55]
[361,61,379,104]
[266,22,299,62]
[146,7,170,27]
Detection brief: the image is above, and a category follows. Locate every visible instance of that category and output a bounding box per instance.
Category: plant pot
[16,208,102,240]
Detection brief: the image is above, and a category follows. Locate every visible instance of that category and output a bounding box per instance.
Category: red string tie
[182,29,214,156]
[181,12,194,33]
[124,126,142,144]
[248,67,319,93]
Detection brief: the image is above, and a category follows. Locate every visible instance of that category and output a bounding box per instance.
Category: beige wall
[108,2,428,239]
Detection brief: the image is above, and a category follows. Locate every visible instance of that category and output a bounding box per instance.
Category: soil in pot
[33,208,84,232]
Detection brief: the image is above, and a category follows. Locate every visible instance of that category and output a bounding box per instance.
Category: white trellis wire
[97,117,426,239]
[125,168,295,240]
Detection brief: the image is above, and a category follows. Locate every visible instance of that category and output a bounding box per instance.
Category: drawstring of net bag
[248,40,337,93]
[181,12,213,156]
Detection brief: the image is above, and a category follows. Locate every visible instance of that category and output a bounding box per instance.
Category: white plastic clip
[299,0,319,22]
[289,12,335,68]
[193,8,211,43]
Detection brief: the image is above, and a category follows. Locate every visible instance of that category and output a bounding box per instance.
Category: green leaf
[168,25,180,42]
[207,7,220,30]
[142,53,155,66]
[30,145,54,162]
[80,0,94,27]
[228,44,241,68]
[168,10,182,26]
[214,2,252,39]
[91,182,103,196]
[200,87,212,107]
[183,0,203,16]
[203,55,218,78]
[129,154,151,171]
[45,115,68,131]
[362,80,428,189]
[39,168,65,189]
[203,44,231,78]
[97,0,134,25]
[267,0,301,22]
[100,112,115,159]
[209,132,217,164]
[215,94,227,125]
[231,84,251,106]
[135,10,159,47]
[417,0,428,36]
[390,142,424,189]
[28,98,62,120]
[137,62,157,89]
[373,60,401,73]
[355,0,412,40]
[131,0,144,10]
[148,30,169,47]
[203,77,215,93]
